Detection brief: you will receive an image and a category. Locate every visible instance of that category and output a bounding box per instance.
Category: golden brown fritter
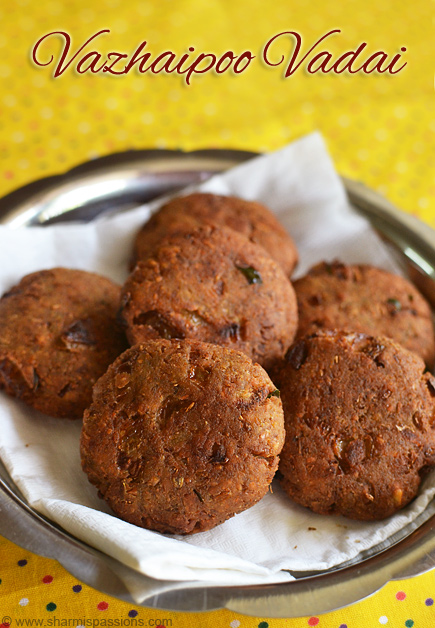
[81,339,285,534]
[294,261,435,368]
[278,330,435,520]
[132,192,298,276]
[0,268,127,419]
[120,226,298,371]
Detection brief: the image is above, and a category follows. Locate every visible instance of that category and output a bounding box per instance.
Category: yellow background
[0,0,434,625]
[0,0,433,224]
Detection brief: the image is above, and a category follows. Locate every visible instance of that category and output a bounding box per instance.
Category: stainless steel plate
[1,149,435,618]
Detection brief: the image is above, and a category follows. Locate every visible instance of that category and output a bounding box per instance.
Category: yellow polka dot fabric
[0,0,434,625]
[2,534,435,627]
[0,0,433,225]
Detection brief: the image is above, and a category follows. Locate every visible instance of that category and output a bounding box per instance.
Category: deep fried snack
[132,192,298,276]
[81,339,285,534]
[294,261,435,368]
[120,226,298,371]
[0,268,127,419]
[278,331,435,520]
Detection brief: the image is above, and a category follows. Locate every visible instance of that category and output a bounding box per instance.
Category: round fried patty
[0,268,127,419]
[294,261,435,368]
[132,192,298,276]
[120,226,298,371]
[279,331,435,520]
[81,339,285,534]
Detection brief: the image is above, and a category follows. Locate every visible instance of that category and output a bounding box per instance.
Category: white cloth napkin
[1,132,434,604]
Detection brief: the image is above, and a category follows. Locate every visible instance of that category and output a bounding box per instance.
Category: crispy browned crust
[278,330,435,520]
[120,225,298,371]
[81,339,285,534]
[294,261,435,368]
[132,192,298,276]
[0,268,127,419]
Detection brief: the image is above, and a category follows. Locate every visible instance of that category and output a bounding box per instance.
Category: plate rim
[1,147,435,618]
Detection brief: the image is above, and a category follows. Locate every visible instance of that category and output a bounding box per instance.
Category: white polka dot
[32,75,45,88]
[396,161,408,174]
[339,114,350,128]
[375,128,388,141]
[40,106,53,120]
[156,138,167,148]
[3,94,16,107]
[394,105,408,119]
[80,9,96,22]
[170,13,186,26]
[19,598,29,606]
[50,138,61,149]
[358,149,369,161]
[12,131,25,143]
[18,159,29,170]
[76,625,85,628]
[88,150,99,159]
[68,85,82,98]
[204,103,217,116]
[169,90,181,102]
[78,121,91,134]
[132,81,144,92]
[413,142,424,154]
[220,129,232,140]
[0,64,11,78]
[418,197,429,209]
[113,19,127,33]
[429,120,435,133]
[301,102,314,115]
[115,129,128,141]
[375,81,388,94]
[230,621,240,628]
[105,97,118,110]
[379,616,388,624]
[141,112,154,124]
[321,88,334,100]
